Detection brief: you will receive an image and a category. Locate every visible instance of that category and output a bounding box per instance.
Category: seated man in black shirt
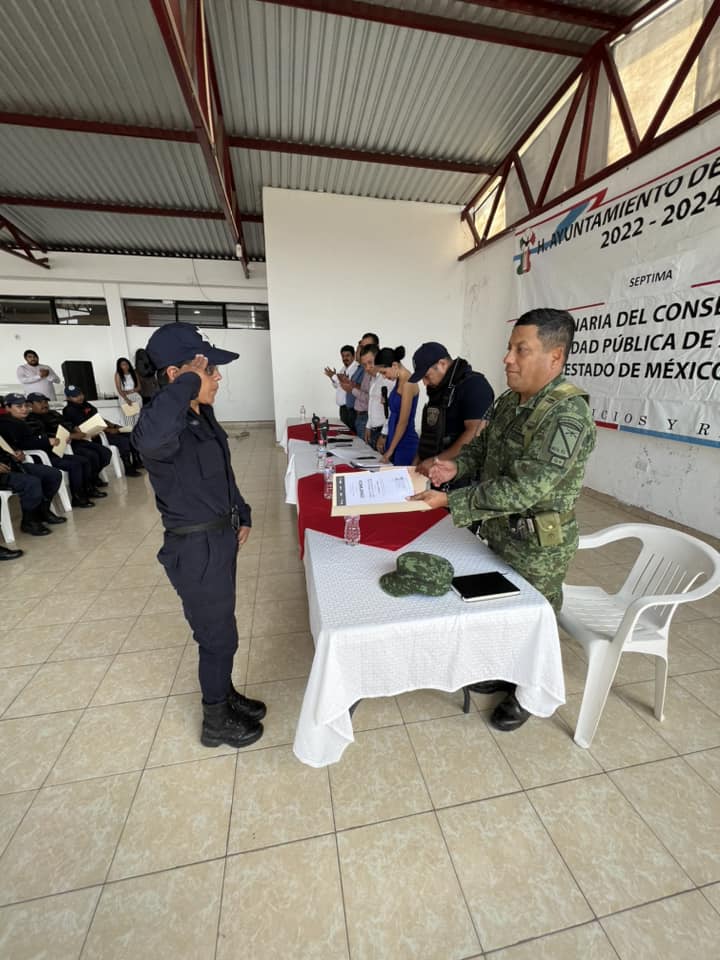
[410,342,495,481]
[0,394,65,535]
[25,393,108,504]
[62,386,141,478]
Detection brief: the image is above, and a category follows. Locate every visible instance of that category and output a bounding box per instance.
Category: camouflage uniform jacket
[446,374,596,611]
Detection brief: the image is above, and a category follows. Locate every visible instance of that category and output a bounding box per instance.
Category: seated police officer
[0,394,66,534]
[133,323,265,750]
[410,342,494,480]
[26,393,109,502]
[63,386,142,477]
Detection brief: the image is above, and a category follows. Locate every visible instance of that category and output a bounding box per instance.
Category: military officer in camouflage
[410,307,596,731]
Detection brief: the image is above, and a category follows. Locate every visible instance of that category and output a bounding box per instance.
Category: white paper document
[78,413,107,437]
[121,402,139,417]
[335,467,414,507]
[54,425,70,458]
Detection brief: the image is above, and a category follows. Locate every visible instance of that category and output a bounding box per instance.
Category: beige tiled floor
[1,424,719,958]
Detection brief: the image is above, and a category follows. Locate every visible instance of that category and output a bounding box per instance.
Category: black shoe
[0,545,23,560]
[40,500,66,524]
[468,679,516,695]
[201,700,264,749]
[227,684,267,722]
[21,512,51,536]
[489,693,531,732]
[94,477,109,487]
[123,465,141,478]
[88,487,108,498]
[71,496,95,508]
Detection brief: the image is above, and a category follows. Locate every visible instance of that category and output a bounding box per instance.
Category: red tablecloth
[287,423,353,442]
[296,467,447,557]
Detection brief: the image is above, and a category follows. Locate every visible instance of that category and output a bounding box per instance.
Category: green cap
[379,551,455,597]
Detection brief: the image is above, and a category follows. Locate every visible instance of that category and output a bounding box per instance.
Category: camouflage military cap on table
[379,551,455,597]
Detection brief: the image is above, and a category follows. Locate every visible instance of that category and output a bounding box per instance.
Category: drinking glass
[344,515,361,546]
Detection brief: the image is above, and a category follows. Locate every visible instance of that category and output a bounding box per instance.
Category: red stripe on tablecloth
[287,423,353,442]
[296,468,446,557]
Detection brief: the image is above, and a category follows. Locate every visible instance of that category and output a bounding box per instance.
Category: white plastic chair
[559,523,720,749]
[0,489,16,543]
[23,450,73,513]
[99,432,124,478]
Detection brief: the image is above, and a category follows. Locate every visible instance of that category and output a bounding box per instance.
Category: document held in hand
[121,402,139,417]
[78,413,107,438]
[331,467,431,516]
[53,425,70,458]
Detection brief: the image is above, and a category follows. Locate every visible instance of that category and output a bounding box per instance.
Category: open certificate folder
[78,413,107,438]
[331,467,431,516]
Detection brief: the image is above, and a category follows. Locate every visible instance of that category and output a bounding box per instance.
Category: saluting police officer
[133,323,265,749]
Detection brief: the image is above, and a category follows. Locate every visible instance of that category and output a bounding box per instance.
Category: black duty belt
[166,512,233,537]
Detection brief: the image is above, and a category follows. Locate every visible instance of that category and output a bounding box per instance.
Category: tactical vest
[418,359,474,460]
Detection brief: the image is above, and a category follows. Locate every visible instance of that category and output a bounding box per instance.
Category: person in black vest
[0,394,65,535]
[133,323,265,750]
[410,342,494,482]
[62,386,142,477]
[25,394,110,498]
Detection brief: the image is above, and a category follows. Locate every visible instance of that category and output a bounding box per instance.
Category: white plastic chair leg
[0,490,16,543]
[654,657,668,722]
[108,445,124,479]
[574,644,624,749]
[56,473,73,513]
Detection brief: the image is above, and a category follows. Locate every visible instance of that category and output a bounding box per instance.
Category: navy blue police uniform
[133,323,265,749]
[26,393,111,492]
[0,394,65,533]
[62,387,140,477]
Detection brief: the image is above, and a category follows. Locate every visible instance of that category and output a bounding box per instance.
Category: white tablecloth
[284,436,378,505]
[293,516,564,767]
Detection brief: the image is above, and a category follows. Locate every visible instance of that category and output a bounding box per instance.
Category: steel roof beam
[455,1,623,32]
[0,112,493,175]
[150,0,249,275]
[228,135,493,175]
[0,195,263,223]
[0,214,49,269]
[254,0,591,57]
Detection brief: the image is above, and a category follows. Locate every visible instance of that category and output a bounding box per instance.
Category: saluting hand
[237,526,251,547]
[180,354,209,376]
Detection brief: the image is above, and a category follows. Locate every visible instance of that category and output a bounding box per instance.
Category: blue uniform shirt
[132,372,251,530]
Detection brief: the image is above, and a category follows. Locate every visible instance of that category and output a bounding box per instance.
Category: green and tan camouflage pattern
[379,551,455,597]
[446,375,596,612]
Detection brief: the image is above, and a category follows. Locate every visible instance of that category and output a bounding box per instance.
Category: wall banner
[512,115,720,449]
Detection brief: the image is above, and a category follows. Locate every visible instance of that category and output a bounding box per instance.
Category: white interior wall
[0,251,272,422]
[460,221,720,538]
[263,188,467,439]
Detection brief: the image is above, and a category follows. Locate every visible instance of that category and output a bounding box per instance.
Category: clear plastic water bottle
[344,515,361,546]
[316,439,327,472]
[299,404,306,422]
[323,460,335,499]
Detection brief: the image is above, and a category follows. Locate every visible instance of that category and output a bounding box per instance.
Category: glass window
[226,303,270,329]
[54,298,109,325]
[177,302,224,327]
[0,297,54,324]
[124,300,177,327]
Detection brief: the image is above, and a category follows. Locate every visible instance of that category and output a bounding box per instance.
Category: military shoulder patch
[544,416,585,466]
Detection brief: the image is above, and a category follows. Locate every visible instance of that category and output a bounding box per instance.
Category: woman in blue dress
[374,346,419,466]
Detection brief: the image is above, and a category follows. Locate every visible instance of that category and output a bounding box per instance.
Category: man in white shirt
[17,349,61,400]
[324,344,358,430]
[364,344,394,453]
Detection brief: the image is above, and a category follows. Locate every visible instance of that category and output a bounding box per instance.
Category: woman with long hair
[114,357,143,428]
[373,346,419,465]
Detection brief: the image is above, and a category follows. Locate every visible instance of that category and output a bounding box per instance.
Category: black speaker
[61,360,98,401]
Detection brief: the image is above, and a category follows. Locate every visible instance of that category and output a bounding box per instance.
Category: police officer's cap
[146,323,239,370]
[3,393,27,406]
[27,392,48,403]
[409,342,451,382]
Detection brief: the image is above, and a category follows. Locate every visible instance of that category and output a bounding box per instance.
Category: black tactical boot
[227,683,267,722]
[21,510,51,536]
[71,494,95,508]
[40,499,66,524]
[87,484,107,498]
[201,700,264,749]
